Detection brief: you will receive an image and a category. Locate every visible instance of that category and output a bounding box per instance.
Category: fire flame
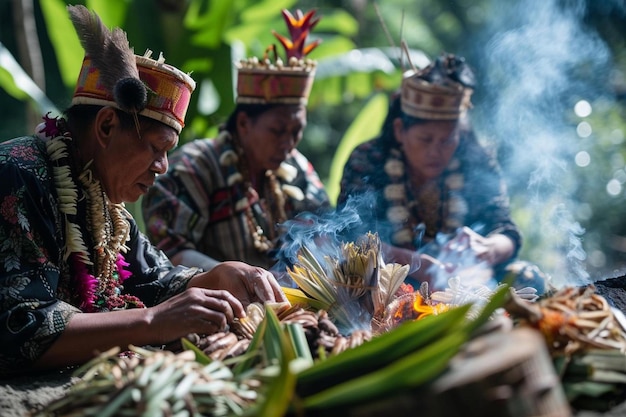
[386,291,450,328]
[413,293,449,320]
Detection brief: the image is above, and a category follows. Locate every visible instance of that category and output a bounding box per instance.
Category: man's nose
[152,154,168,174]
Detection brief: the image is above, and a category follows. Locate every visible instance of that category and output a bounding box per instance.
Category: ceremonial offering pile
[33,233,626,416]
[504,285,626,411]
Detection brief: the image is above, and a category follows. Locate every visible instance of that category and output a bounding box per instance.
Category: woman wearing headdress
[0,5,285,377]
[338,53,547,295]
[142,9,329,278]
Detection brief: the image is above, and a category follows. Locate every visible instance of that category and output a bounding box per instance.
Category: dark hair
[222,103,305,132]
[64,104,166,136]
[375,92,484,165]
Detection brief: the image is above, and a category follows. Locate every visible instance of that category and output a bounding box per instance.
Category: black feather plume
[68,5,146,113]
[114,78,148,112]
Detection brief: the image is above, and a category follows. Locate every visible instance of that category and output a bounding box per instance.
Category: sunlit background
[1,0,625,286]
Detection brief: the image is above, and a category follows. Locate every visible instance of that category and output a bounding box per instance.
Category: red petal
[276,9,321,59]
[281,9,298,27]
[299,10,320,30]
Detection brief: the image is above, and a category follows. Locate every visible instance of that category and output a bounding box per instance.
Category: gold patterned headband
[401,53,474,121]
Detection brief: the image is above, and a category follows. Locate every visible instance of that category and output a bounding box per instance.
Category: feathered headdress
[68,5,147,115]
[68,5,195,133]
[400,53,475,121]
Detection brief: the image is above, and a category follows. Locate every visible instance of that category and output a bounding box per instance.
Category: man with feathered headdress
[0,5,285,376]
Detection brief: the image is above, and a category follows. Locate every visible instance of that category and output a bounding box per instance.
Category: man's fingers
[248,269,288,303]
[198,288,245,321]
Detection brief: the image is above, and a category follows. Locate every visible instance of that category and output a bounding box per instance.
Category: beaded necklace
[38,114,144,311]
[383,147,468,249]
[216,131,302,253]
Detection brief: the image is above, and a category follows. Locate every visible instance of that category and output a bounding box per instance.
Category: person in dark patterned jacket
[0,6,285,377]
[339,53,546,295]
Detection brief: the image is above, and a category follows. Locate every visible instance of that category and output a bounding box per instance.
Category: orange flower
[272,9,321,59]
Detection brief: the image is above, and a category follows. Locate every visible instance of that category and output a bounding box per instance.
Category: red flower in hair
[272,9,321,59]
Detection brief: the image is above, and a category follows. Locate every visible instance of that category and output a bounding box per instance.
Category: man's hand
[188,261,288,306]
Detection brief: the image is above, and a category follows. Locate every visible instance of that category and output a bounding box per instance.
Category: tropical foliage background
[2,0,626,287]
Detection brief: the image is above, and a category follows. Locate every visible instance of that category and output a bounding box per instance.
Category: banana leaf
[246,305,299,417]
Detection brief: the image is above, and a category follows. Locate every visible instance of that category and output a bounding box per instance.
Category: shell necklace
[383,147,468,248]
[38,113,143,311]
[216,130,303,253]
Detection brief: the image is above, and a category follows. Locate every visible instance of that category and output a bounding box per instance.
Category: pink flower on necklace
[38,112,61,139]
[72,253,98,312]
[116,253,133,283]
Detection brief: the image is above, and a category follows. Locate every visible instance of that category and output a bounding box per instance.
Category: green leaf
[240,0,296,23]
[563,380,619,400]
[86,0,128,27]
[0,64,28,100]
[315,9,359,37]
[0,43,58,113]
[251,305,298,417]
[185,1,233,49]
[464,284,511,335]
[303,331,467,410]
[40,0,84,88]
[315,48,396,79]
[263,305,288,365]
[286,323,313,366]
[181,337,212,365]
[326,93,389,205]
[232,313,268,376]
[309,37,356,61]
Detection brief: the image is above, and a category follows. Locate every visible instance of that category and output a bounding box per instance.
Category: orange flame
[412,293,449,320]
[390,292,450,325]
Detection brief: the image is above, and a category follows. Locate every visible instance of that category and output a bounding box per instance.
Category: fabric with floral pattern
[0,135,198,376]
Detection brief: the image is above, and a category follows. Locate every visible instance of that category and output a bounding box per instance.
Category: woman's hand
[188,261,288,306]
[441,227,515,266]
[381,243,448,287]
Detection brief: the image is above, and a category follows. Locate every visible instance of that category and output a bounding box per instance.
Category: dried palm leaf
[287,232,410,333]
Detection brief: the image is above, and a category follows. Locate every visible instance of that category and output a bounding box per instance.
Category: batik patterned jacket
[338,134,522,255]
[0,136,198,376]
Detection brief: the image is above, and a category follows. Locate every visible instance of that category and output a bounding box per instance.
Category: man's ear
[94,107,118,148]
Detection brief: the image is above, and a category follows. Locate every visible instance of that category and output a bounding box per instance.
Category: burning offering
[284,231,477,334]
[41,230,614,417]
[505,285,626,410]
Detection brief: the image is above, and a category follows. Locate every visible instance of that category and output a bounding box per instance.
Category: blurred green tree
[2,0,626,283]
